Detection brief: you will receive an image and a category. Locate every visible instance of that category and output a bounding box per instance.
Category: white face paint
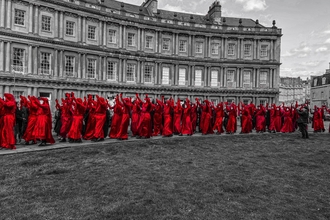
[39,100,44,104]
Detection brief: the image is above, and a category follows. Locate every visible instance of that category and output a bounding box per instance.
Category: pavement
[0,121,329,156]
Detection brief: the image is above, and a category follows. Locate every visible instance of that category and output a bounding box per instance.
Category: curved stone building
[0,0,282,110]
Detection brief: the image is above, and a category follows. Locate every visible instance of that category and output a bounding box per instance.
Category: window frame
[228,43,235,56]
[211,43,219,55]
[41,15,51,32]
[40,52,51,75]
[65,56,75,77]
[14,9,26,26]
[162,38,170,51]
[108,29,116,43]
[87,25,96,40]
[179,40,187,52]
[195,42,203,54]
[87,59,96,79]
[126,63,136,82]
[260,45,268,57]
[65,20,75,36]
[127,33,135,46]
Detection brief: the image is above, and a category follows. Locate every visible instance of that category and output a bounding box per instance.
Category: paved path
[1,121,328,156]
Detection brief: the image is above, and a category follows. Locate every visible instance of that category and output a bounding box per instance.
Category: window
[195,42,203,53]
[126,64,135,82]
[195,69,202,86]
[314,78,318,87]
[243,71,251,87]
[107,61,117,81]
[41,15,51,32]
[127,33,135,46]
[211,70,218,87]
[40,52,51,75]
[228,43,235,55]
[87,59,96,79]
[179,40,187,52]
[12,48,25,73]
[260,71,267,84]
[88,26,96,40]
[144,65,153,83]
[322,77,326,85]
[66,21,75,36]
[227,70,235,88]
[65,56,75,77]
[211,43,219,55]
[259,99,267,106]
[162,38,170,50]
[260,45,268,56]
[321,91,324,99]
[244,44,252,56]
[178,68,186,86]
[14,9,25,26]
[162,67,170,85]
[108,30,116,43]
[145,36,153,49]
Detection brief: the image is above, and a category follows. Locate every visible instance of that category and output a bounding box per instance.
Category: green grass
[1,133,330,219]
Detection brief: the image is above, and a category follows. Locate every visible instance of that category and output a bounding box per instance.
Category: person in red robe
[83,95,96,140]
[91,95,107,142]
[213,102,224,134]
[173,99,182,135]
[137,94,152,138]
[67,97,86,143]
[226,103,237,134]
[181,98,193,136]
[255,104,266,133]
[152,98,163,136]
[0,93,16,149]
[117,94,132,140]
[280,106,294,133]
[32,97,55,146]
[239,103,252,134]
[191,102,198,133]
[312,106,324,132]
[109,95,123,139]
[59,93,73,142]
[161,97,174,137]
[131,94,141,137]
[22,96,38,145]
[274,105,283,132]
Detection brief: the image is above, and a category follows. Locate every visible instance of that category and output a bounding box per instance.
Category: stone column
[118,58,122,82]
[137,28,141,51]
[5,41,11,72]
[0,0,5,28]
[0,40,4,71]
[28,3,33,33]
[240,39,244,59]
[99,20,103,46]
[118,25,122,48]
[270,40,274,61]
[188,65,191,86]
[138,60,142,83]
[207,36,211,58]
[256,68,260,88]
[0,85,3,97]
[103,21,107,47]
[204,66,208,87]
[256,39,260,60]
[54,10,59,38]
[269,68,273,88]
[191,35,195,56]
[223,67,227,87]
[98,56,102,80]
[237,38,241,59]
[122,59,126,83]
[191,65,195,86]
[77,53,81,78]
[59,11,64,39]
[28,45,33,74]
[33,46,38,75]
[175,33,179,55]
[82,17,86,43]
[103,57,106,80]
[155,31,159,53]
[154,62,158,85]
[240,68,243,88]
[122,25,126,48]
[223,37,227,59]
[59,50,63,77]
[158,32,162,53]
[6,0,11,29]
[82,54,86,79]
[77,16,82,42]
[220,67,224,87]
[34,4,39,35]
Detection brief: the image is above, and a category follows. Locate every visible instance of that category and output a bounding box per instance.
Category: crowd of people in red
[0,92,327,150]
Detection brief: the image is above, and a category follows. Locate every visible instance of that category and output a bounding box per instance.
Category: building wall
[0,0,282,113]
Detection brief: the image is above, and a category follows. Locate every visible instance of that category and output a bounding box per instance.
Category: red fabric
[173,100,182,134]
[181,100,192,135]
[0,94,16,149]
[191,104,198,133]
[138,99,152,138]
[22,97,39,142]
[273,108,282,132]
[131,100,141,136]
[32,99,55,144]
[92,97,107,139]
[200,101,213,135]
[241,107,252,133]
[255,107,266,132]
[313,108,324,131]
[152,100,163,136]
[162,100,173,136]
[280,109,294,133]
[117,96,132,140]
[83,111,95,140]
[68,99,86,140]
[109,102,122,138]
[213,104,224,133]
[226,105,237,133]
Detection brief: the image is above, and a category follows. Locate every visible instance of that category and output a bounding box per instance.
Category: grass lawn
[1,132,330,220]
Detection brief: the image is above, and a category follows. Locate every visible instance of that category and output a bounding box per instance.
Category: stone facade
[310,64,330,107]
[0,0,282,111]
[279,77,304,105]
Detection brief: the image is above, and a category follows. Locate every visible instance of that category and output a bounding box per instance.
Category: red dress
[0,94,16,149]
[255,106,266,132]
[138,98,152,138]
[59,100,73,138]
[226,105,237,133]
[32,99,55,144]
[68,99,86,140]
[117,96,132,140]
[240,106,252,133]
[173,100,182,134]
[92,97,107,139]
[109,100,123,139]
[213,103,224,134]
[22,97,38,143]
[152,99,163,136]
[280,109,294,133]
[162,100,173,137]
[181,100,193,135]
[131,99,141,136]
[83,100,96,140]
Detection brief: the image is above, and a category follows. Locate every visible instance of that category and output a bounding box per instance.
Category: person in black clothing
[15,102,24,144]
[297,106,309,139]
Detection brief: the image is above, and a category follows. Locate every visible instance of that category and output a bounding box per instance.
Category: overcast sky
[121,0,330,80]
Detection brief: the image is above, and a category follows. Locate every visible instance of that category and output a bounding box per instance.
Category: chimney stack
[207,0,221,23]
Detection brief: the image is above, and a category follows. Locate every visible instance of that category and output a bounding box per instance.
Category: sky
[120,0,330,80]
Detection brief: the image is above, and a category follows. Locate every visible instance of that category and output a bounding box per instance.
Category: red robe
[191,104,198,133]
[117,97,132,140]
[32,99,55,144]
[162,100,173,137]
[213,104,224,133]
[152,99,163,136]
[173,100,182,134]
[280,109,294,133]
[240,106,252,133]
[255,106,266,132]
[68,99,86,140]
[83,100,96,140]
[109,100,123,139]
[92,97,107,139]
[181,100,193,135]
[59,100,73,138]
[138,98,152,138]
[131,99,141,136]
[0,94,16,149]
[226,105,237,133]
[22,97,38,143]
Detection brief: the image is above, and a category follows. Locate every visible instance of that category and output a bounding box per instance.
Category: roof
[83,0,267,27]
